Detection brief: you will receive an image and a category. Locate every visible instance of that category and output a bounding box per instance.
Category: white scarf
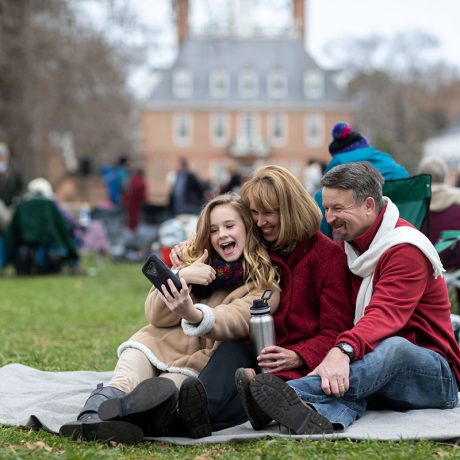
[344,198,445,324]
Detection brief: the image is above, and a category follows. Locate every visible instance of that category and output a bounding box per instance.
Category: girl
[60,194,279,443]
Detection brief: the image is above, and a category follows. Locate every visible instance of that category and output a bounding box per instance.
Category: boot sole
[59,420,144,444]
[235,368,272,430]
[179,377,212,438]
[99,377,177,422]
[250,374,334,435]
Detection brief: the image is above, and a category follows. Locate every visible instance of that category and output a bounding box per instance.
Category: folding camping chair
[382,174,432,233]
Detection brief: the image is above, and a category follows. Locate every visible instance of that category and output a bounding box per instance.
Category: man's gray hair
[321,162,385,210]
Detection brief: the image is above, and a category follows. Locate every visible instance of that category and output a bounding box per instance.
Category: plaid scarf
[192,254,245,299]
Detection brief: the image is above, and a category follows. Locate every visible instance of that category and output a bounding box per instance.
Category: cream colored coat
[117,284,279,378]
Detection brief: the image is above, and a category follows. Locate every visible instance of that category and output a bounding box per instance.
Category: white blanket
[1,363,460,444]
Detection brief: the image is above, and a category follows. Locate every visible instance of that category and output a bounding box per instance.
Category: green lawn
[1,261,460,459]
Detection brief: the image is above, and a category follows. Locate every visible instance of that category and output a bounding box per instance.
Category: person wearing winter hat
[315,122,409,237]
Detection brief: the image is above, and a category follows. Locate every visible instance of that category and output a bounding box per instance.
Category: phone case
[142,254,182,296]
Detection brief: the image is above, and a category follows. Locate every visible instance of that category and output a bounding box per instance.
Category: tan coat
[117,284,279,378]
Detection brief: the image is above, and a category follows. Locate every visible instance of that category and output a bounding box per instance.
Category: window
[238,113,260,141]
[267,68,287,99]
[173,112,193,146]
[268,113,288,147]
[209,69,230,98]
[304,114,324,148]
[172,69,193,98]
[210,113,229,147]
[238,68,258,98]
[303,70,325,99]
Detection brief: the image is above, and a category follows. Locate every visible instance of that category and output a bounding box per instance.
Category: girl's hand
[178,249,216,285]
[257,345,303,373]
[161,277,203,323]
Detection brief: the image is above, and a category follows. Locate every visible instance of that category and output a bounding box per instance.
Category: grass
[1,260,460,459]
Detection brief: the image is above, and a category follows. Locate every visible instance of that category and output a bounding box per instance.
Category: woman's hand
[257,345,303,373]
[178,249,216,285]
[160,277,203,324]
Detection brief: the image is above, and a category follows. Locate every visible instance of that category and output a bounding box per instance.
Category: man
[168,157,206,217]
[245,162,460,434]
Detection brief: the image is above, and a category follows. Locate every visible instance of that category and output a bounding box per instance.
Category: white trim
[181,303,215,336]
[117,341,199,378]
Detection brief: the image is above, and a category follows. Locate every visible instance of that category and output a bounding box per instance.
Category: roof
[146,35,350,109]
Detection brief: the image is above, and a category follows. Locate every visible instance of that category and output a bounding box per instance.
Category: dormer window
[303,70,325,99]
[267,68,287,99]
[238,68,258,98]
[173,69,193,98]
[209,69,230,98]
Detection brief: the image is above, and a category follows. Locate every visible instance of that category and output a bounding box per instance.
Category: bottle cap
[250,289,272,315]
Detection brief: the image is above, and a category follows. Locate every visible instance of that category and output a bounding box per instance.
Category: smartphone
[142,253,182,296]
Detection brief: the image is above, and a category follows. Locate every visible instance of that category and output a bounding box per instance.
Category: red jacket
[270,232,354,380]
[338,208,460,384]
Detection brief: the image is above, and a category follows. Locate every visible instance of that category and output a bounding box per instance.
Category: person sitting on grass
[240,162,460,434]
[59,193,279,443]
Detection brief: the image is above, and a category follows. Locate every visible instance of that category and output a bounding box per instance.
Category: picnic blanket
[1,363,460,444]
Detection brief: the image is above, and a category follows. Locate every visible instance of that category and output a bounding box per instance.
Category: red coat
[270,232,354,380]
[338,209,460,384]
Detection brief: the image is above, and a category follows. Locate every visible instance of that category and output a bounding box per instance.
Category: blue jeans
[288,337,459,429]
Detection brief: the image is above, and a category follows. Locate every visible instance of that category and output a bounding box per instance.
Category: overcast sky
[117,0,460,68]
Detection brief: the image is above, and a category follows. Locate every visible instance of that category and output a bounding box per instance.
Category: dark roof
[146,35,350,109]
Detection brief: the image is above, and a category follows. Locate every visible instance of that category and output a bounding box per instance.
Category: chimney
[174,0,189,47]
[292,0,306,43]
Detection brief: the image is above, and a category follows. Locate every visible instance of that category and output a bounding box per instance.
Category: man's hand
[257,345,303,372]
[178,250,216,285]
[161,277,203,324]
[308,347,350,397]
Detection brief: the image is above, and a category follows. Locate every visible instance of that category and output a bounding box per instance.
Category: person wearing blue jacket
[315,122,409,237]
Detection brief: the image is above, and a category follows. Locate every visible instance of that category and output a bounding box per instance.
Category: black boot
[59,383,144,444]
[178,377,212,438]
[98,377,179,436]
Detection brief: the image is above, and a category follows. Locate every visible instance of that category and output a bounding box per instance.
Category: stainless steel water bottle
[249,290,276,372]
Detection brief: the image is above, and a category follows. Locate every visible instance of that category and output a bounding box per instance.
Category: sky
[82,0,460,95]
[117,0,460,67]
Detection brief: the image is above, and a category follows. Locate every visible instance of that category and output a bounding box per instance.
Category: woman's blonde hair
[240,165,321,253]
[182,193,278,290]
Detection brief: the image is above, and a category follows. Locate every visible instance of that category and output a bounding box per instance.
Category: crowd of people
[2,120,460,443]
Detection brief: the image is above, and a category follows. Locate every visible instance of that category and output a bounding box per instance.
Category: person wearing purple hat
[315,122,408,237]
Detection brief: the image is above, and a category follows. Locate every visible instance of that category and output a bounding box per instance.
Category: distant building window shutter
[210,113,229,147]
[303,71,325,99]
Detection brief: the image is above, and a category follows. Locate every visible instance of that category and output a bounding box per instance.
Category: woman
[192,165,354,431]
[60,194,279,443]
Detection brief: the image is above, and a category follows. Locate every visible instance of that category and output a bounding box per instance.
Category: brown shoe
[235,368,272,430]
[250,374,333,435]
